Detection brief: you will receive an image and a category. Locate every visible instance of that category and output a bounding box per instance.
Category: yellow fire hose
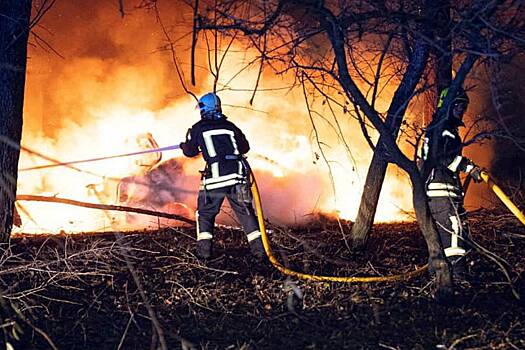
[249,169,524,283]
[249,173,428,283]
[480,170,525,225]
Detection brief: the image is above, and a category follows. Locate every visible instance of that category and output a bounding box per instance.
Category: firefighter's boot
[450,255,468,281]
[249,237,265,261]
[196,239,212,260]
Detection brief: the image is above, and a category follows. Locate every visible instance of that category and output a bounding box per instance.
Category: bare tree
[351,0,525,248]
[186,0,525,300]
[352,0,456,248]
[181,0,451,300]
[0,3,33,348]
[0,1,32,243]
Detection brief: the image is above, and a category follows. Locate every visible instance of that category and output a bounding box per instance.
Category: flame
[16,1,416,234]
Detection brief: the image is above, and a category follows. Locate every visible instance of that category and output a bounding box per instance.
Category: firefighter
[179,92,265,260]
[421,87,482,276]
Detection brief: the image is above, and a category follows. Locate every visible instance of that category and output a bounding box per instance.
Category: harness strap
[207,154,242,163]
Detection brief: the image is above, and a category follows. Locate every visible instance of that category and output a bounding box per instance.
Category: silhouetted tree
[189,0,452,300]
[0,2,32,348]
[155,0,525,300]
[0,0,32,242]
[350,0,524,249]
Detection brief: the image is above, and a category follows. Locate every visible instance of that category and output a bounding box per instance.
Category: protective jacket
[179,114,264,260]
[180,116,250,190]
[422,116,474,199]
[421,115,474,259]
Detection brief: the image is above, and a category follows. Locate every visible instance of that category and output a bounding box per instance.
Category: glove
[469,166,483,183]
[179,129,191,152]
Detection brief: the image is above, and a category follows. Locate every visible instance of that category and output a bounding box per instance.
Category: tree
[351,0,454,248]
[187,0,447,299]
[171,0,525,299]
[0,0,32,242]
[0,2,32,348]
[350,0,523,248]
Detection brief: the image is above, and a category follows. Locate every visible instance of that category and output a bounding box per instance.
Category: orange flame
[16,1,415,234]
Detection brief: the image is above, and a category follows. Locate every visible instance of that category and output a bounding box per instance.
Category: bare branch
[16,195,195,225]
[153,3,198,101]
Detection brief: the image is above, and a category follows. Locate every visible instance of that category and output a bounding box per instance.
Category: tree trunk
[0,0,32,242]
[433,0,452,95]
[351,1,449,249]
[351,148,388,249]
[409,166,453,301]
[351,40,430,249]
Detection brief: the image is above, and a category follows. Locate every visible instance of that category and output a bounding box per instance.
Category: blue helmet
[198,92,223,120]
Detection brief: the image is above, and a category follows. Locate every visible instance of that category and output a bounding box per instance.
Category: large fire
[15,1,416,234]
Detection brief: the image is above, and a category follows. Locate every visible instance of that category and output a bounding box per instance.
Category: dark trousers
[196,184,259,242]
[428,196,470,258]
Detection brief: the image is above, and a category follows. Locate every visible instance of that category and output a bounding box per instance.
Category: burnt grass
[1,209,525,349]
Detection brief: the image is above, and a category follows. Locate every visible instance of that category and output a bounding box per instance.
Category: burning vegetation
[1,0,525,348]
[15,1,426,234]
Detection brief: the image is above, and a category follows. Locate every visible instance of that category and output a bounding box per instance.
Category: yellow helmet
[437,87,469,108]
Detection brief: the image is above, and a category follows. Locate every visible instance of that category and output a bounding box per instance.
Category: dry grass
[0,210,524,349]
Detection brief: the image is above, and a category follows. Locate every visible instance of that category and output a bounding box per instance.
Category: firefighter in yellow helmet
[421,87,482,277]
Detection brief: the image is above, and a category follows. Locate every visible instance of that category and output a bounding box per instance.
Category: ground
[1,209,524,349]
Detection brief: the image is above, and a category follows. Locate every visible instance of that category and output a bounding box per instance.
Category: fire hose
[250,169,525,282]
[249,171,429,283]
[480,170,525,225]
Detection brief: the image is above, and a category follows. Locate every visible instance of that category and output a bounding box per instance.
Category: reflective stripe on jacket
[180,116,250,190]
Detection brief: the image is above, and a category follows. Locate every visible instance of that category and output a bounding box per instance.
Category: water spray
[19,144,181,171]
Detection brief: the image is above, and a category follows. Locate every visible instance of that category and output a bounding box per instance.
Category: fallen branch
[16,195,195,225]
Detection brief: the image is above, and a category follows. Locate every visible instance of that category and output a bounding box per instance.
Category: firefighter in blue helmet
[179,92,265,260]
[421,87,482,276]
